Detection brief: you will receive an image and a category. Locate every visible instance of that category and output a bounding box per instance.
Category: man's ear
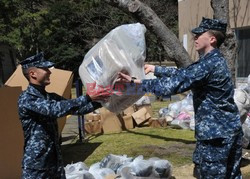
[210,36,218,47]
[29,69,37,79]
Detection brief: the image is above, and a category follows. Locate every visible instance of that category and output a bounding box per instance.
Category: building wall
[178,0,250,58]
[178,0,213,61]
[178,0,250,80]
[229,0,250,29]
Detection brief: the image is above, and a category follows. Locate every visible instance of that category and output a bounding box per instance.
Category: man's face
[193,31,216,55]
[29,67,52,86]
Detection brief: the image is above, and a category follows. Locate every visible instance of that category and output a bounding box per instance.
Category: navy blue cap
[192,17,227,34]
[20,52,54,69]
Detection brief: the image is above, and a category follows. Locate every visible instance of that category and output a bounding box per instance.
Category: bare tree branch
[104,0,192,68]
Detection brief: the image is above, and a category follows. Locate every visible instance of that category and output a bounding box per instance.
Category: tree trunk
[104,0,192,68]
[211,0,237,84]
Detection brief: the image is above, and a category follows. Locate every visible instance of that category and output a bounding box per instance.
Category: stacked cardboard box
[84,102,155,134]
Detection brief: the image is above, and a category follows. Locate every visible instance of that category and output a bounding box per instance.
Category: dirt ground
[137,144,250,179]
[172,160,250,179]
[172,149,250,179]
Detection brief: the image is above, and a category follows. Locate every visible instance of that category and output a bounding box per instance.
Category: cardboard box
[100,108,122,133]
[149,118,167,128]
[122,114,134,129]
[0,86,24,178]
[123,105,135,115]
[132,107,151,126]
[85,112,101,122]
[84,113,102,134]
[135,104,153,117]
[5,65,73,134]
[85,121,102,134]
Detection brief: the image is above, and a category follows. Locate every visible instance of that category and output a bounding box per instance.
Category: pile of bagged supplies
[65,154,172,179]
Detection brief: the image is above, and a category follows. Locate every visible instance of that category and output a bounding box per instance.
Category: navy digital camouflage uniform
[18,53,100,179]
[141,18,243,179]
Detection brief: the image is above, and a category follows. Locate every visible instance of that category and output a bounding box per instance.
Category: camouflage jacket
[18,84,95,170]
[142,48,242,140]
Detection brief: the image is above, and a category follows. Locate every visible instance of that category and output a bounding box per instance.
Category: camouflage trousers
[193,133,242,179]
[22,166,66,179]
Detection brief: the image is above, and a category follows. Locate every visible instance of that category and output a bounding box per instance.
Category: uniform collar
[26,84,47,98]
[199,48,221,61]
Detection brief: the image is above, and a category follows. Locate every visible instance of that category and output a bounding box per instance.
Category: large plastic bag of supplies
[79,23,147,113]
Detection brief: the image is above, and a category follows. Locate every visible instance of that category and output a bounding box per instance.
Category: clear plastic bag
[65,162,94,179]
[79,23,147,113]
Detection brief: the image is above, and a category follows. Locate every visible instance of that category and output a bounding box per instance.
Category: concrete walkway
[61,115,82,145]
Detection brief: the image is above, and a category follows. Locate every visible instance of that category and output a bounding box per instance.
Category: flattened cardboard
[5,65,73,134]
[122,115,134,129]
[135,104,153,117]
[132,107,151,126]
[100,108,122,133]
[0,87,23,178]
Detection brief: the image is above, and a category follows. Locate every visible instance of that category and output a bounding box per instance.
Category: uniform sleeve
[74,102,102,115]
[18,95,94,118]
[154,66,179,77]
[142,61,210,96]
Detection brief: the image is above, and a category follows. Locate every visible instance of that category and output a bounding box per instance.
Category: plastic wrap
[79,23,147,113]
[65,162,94,179]
[65,154,172,178]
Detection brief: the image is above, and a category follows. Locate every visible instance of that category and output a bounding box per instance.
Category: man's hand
[144,64,155,74]
[86,82,112,101]
[117,72,132,83]
[117,72,141,84]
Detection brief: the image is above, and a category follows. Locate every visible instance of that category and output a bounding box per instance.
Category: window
[235,28,250,78]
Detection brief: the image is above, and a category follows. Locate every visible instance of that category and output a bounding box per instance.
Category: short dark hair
[207,30,226,48]
[22,67,36,81]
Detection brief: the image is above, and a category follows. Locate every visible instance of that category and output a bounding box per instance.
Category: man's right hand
[86,82,112,102]
[144,64,155,74]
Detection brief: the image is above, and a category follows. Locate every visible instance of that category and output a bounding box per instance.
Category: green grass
[83,127,195,167]
[151,99,170,118]
[69,87,195,167]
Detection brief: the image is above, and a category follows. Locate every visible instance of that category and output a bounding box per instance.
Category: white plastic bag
[79,23,147,113]
[65,162,94,179]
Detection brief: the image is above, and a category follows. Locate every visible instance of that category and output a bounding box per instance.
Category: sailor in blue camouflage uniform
[118,17,243,179]
[18,52,110,179]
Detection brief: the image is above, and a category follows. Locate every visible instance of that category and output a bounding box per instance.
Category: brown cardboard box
[84,113,102,134]
[85,112,101,122]
[85,121,102,134]
[122,114,134,129]
[123,105,135,115]
[135,104,153,117]
[149,118,167,128]
[0,86,24,178]
[85,112,94,121]
[100,108,122,133]
[5,65,73,134]
[132,107,151,126]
